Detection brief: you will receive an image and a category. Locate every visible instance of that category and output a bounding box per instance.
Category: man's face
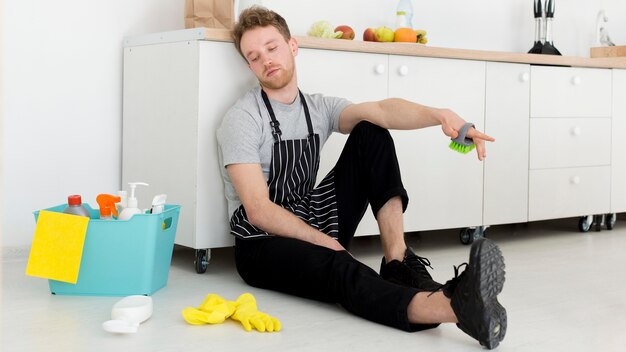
[240,26,297,90]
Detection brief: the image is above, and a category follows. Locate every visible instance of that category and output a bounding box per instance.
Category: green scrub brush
[449,122,476,154]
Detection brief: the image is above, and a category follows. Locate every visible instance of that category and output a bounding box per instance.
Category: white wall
[1,0,183,247]
[2,0,625,248]
[266,0,626,55]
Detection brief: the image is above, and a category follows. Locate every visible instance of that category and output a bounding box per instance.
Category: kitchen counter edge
[123,27,626,69]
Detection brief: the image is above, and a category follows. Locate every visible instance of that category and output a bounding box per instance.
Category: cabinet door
[612,69,626,212]
[124,41,206,249]
[483,62,529,225]
[531,66,611,118]
[388,56,486,231]
[529,118,611,169]
[298,48,389,236]
[529,166,610,221]
[197,41,257,248]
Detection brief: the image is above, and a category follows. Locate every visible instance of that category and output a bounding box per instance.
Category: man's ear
[289,37,299,56]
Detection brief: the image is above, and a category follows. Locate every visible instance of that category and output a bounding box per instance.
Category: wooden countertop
[127,27,626,69]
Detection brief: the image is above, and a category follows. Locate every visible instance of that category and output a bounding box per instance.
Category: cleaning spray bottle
[116,190,128,215]
[118,182,149,221]
[63,195,91,217]
[150,194,167,214]
[96,194,122,220]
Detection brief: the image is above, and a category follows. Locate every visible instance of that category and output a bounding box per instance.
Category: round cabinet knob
[398,65,409,76]
[520,72,530,82]
[570,176,581,185]
[374,64,386,75]
[571,126,582,136]
[571,76,582,85]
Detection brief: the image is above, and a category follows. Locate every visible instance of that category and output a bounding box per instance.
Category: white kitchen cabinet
[612,69,626,213]
[483,62,530,225]
[123,41,256,252]
[528,66,612,222]
[122,31,623,264]
[388,56,485,231]
[297,48,388,236]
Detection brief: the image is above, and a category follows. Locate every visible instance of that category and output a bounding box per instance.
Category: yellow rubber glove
[182,294,236,325]
[230,293,282,332]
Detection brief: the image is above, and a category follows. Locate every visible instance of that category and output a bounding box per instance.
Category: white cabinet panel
[388,56,486,231]
[483,62,530,225]
[197,42,257,248]
[612,69,626,212]
[123,41,257,249]
[531,66,611,118]
[298,48,389,236]
[123,41,200,249]
[529,118,611,169]
[529,166,610,221]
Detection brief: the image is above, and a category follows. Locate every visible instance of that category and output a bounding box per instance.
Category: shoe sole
[462,238,507,349]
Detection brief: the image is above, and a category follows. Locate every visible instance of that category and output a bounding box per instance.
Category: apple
[374,27,394,42]
[363,28,376,42]
[334,25,355,40]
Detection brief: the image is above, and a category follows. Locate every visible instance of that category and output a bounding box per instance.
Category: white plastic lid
[102,319,139,334]
[103,295,153,334]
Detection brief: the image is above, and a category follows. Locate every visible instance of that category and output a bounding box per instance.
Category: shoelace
[403,254,435,277]
[428,262,468,297]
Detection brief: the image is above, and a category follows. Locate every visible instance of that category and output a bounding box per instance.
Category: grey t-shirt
[217,86,352,217]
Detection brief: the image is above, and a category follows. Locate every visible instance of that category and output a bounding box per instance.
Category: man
[217,6,506,349]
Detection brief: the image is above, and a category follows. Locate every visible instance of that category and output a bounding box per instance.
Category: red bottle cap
[68,195,83,206]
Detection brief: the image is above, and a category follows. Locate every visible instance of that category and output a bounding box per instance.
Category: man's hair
[232,6,291,59]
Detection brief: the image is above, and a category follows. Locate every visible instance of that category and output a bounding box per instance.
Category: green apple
[374,27,394,42]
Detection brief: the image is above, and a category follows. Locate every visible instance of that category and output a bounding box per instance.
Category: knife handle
[545,0,555,18]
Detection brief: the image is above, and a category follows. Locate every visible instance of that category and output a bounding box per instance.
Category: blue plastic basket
[33,204,181,296]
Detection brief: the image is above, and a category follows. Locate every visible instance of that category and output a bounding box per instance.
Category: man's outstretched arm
[338,99,495,160]
[227,163,346,251]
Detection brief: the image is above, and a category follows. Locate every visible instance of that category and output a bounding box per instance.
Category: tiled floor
[3,216,626,351]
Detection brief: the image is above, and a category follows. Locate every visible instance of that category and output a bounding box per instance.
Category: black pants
[235,121,429,332]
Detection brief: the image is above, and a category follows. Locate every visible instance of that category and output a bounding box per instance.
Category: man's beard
[260,63,294,90]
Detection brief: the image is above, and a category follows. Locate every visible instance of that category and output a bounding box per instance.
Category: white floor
[3,216,626,352]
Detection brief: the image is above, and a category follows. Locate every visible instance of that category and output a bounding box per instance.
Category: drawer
[529,118,611,169]
[528,166,610,221]
[531,66,611,118]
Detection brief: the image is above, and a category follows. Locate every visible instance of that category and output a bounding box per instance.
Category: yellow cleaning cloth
[26,210,89,284]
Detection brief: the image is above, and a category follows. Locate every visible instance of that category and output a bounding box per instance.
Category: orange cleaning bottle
[96,194,122,220]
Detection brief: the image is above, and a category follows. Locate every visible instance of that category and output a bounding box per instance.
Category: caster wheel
[578,216,592,232]
[606,213,617,230]
[594,215,603,232]
[459,228,473,245]
[194,249,209,274]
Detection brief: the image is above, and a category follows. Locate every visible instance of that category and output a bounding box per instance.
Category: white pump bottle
[118,182,149,221]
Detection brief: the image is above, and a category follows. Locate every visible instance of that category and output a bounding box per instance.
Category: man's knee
[352,120,392,142]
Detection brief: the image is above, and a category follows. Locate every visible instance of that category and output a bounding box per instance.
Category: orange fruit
[394,28,417,43]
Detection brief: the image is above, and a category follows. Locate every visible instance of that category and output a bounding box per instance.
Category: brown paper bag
[185,0,234,29]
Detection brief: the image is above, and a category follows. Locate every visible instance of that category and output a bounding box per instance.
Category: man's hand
[312,234,347,252]
[228,163,349,252]
[438,108,495,161]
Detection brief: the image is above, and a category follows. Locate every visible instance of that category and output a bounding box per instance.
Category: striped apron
[230,89,339,240]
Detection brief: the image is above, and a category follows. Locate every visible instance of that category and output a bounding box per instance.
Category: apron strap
[261,89,315,142]
[261,89,282,141]
[298,91,314,137]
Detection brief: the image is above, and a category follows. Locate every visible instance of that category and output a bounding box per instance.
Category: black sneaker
[380,247,442,291]
[442,238,506,350]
